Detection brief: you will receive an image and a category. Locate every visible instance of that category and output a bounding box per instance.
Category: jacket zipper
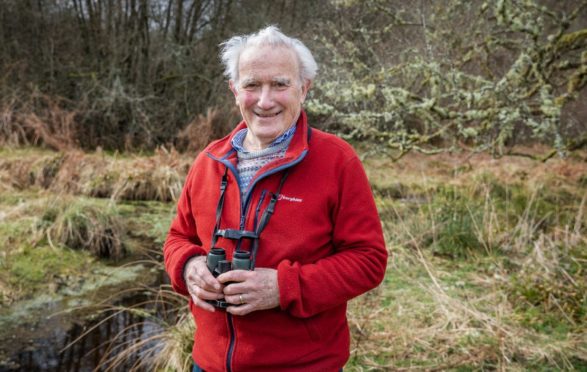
[207,150,308,372]
[226,314,235,372]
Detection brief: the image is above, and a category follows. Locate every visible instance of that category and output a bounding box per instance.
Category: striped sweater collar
[231,124,297,154]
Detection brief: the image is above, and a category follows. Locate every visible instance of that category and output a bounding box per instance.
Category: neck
[243,134,270,151]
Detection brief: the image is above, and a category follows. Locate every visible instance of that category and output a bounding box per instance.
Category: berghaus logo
[278,194,303,203]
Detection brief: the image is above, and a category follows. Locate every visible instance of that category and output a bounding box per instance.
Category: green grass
[118,200,177,245]
[8,245,94,290]
[0,189,174,306]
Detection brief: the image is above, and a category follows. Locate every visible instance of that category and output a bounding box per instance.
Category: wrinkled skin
[184,256,279,315]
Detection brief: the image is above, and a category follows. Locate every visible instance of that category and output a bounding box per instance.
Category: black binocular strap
[210,167,229,248]
[210,165,290,270]
[250,170,289,269]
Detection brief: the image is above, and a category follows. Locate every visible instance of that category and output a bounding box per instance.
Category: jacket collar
[206,110,310,165]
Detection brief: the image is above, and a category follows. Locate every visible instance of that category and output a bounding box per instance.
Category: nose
[257,85,274,110]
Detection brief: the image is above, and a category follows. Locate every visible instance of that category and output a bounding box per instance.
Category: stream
[0,263,176,371]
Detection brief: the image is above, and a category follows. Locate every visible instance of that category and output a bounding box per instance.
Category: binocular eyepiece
[205,248,252,308]
[207,247,252,275]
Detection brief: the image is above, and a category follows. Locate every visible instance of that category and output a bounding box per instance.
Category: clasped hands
[184,255,280,316]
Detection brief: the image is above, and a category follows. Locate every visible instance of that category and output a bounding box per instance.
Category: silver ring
[239,294,244,304]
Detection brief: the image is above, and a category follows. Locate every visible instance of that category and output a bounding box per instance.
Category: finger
[222,282,248,296]
[200,270,224,292]
[186,268,222,293]
[189,284,225,301]
[186,275,222,294]
[185,257,223,292]
[191,269,223,292]
[223,293,249,305]
[227,303,254,316]
[217,270,251,285]
[191,294,216,312]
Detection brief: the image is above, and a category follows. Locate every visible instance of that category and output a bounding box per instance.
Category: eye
[242,82,258,89]
[274,81,289,88]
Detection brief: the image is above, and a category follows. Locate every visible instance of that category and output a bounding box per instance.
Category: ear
[300,80,312,104]
[229,80,239,104]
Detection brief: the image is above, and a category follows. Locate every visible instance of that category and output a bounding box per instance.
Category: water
[0,267,177,371]
[3,294,160,371]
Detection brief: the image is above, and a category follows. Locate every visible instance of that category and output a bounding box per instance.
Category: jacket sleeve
[163,162,207,296]
[277,156,388,318]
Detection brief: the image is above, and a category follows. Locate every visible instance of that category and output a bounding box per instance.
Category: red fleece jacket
[164,111,387,372]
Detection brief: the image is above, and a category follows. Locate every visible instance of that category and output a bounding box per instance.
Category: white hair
[220,25,318,84]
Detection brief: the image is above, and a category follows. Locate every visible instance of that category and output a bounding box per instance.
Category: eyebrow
[273,77,291,85]
[240,78,257,86]
[239,77,292,86]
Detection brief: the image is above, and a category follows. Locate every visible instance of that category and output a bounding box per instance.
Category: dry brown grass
[0,151,63,190]
[176,107,238,153]
[60,285,194,372]
[0,94,79,151]
[345,152,587,370]
[110,147,188,202]
[0,147,192,202]
[364,146,587,193]
[0,97,29,147]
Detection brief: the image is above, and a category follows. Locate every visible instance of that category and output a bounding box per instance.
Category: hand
[218,268,280,316]
[184,255,224,312]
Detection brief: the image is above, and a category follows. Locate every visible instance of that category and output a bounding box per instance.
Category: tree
[305,0,587,159]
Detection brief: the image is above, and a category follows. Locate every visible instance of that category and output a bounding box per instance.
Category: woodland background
[1,0,586,157]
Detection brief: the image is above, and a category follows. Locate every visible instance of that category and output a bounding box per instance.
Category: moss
[8,245,95,293]
[118,200,175,245]
[0,220,32,253]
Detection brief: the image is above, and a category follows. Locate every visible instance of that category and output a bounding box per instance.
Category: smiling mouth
[255,111,281,118]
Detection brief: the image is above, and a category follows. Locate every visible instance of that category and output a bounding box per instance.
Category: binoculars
[206,248,252,308]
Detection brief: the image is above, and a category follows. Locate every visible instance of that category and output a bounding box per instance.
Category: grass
[1,146,586,370]
[345,151,587,371]
[0,147,190,202]
[37,196,127,259]
[0,189,174,306]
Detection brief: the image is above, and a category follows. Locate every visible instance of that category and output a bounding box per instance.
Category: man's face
[230,45,310,149]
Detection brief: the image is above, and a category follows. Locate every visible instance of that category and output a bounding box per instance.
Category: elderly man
[164,26,387,372]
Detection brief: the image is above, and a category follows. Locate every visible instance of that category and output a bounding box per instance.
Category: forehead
[238,45,299,80]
